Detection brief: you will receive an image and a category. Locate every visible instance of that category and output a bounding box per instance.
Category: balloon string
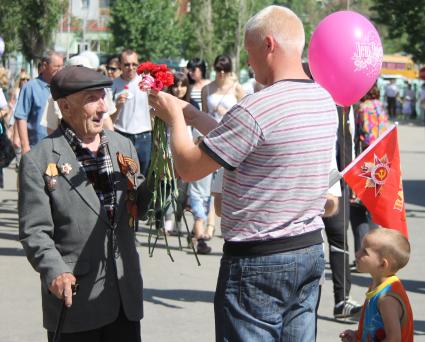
[342,106,348,308]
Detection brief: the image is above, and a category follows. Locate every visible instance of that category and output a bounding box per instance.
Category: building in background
[55,0,112,60]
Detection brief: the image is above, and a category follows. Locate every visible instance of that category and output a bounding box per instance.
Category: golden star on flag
[359,154,391,196]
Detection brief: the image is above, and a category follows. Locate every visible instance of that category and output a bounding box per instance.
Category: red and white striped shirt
[201,80,338,242]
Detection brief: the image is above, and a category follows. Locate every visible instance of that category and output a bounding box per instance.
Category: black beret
[50,65,112,100]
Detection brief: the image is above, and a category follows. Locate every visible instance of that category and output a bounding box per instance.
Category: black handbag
[0,120,16,168]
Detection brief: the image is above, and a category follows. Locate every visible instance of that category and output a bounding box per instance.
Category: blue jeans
[189,195,210,221]
[214,243,325,342]
[116,130,152,177]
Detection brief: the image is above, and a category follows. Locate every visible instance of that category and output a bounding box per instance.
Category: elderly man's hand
[49,272,76,307]
[148,90,183,127]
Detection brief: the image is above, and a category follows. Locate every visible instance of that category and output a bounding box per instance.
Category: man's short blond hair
[245,5,305,55]
[369,228,410,273]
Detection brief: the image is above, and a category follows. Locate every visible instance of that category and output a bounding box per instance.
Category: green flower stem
[146,117,200,265]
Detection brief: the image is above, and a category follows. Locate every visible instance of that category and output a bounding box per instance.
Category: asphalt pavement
[0,121,424,341]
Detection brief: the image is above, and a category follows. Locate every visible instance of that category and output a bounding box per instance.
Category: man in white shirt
[112,49,151,176]
[384,79,399,119]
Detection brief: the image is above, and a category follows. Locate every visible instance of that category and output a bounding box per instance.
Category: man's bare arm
[181,99,218,135]
[16,119,31,154]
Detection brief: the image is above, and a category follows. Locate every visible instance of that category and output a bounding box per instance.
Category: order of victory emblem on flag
[358,154,390,196]
[341,125,408,238]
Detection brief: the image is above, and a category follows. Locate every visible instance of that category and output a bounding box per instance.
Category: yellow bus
[381,54,418,79]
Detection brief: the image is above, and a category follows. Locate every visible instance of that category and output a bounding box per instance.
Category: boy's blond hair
[369,228,410,273]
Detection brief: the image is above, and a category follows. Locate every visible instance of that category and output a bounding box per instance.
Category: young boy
[340,228,413,342]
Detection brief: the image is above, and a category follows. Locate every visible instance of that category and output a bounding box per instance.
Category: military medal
[44,163,59,191]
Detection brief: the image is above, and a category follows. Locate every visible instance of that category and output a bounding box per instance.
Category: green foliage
[107,0,412,74]
[180,0,272,72]
[0,2,22,57]
[110,0,182,61]
[371,0,425,62]
[18,0,66,61]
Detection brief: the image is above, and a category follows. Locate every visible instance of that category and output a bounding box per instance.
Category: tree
[178,0,215,65]
[0,2,22,59]
[181,0,271,73]
[110,0,182,61]
[18,0,66,62]
[370,0,425,62]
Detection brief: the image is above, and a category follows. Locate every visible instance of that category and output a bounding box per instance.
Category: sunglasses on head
[123,63,138,68]
[107,66,118,71]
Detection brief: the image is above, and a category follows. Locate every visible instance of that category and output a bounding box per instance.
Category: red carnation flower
[137,61,174,91]
[137,61,155,75]
[155,71,174,87]
[152,79,164,91]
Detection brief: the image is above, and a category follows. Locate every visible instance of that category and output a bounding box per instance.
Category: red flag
[342,125,408,238]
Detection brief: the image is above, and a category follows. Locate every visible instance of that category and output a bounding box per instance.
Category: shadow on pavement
[0,231,18,241]
[0,247,25,256]
[414,320,425,336]
[317,314,358,325]
[0,219,19,229]
[144,288,214,309]
[404,180,425,207]
[351,274,425,295]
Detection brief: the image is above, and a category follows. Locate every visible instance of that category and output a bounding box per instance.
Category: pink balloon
[308,11,383,106]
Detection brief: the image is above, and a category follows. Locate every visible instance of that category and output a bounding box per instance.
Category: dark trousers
[47,307,141,342]
[116,130,152,177]
[387,97,397,118]
[350,203,378,253]
[323,189,351,305]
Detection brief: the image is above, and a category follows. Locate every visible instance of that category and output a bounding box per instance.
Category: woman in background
[187,58,210,111]
[201,54,245,122]
[106,56,121,80]
[8,71,30,162]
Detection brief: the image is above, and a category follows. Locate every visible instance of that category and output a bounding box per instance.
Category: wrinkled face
[106,62,121,79]
[188,67,202,82]
[60,89,108,140]
[43,54,64,83]
[355,234,383,274]
[244,32,267,86]
[120,53,139,81]
[171,81,188,99]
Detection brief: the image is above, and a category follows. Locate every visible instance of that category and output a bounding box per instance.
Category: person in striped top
[149,5,337,341]
[187,58,210,111]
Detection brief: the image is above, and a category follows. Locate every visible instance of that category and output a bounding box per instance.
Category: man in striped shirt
[150,5,337,341]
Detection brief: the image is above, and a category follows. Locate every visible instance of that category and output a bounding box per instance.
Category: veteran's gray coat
[18,129,147,333]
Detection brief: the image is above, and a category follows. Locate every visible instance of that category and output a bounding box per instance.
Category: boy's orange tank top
[356,275,413,342]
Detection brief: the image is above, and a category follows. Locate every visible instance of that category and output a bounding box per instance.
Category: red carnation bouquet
[137,61,174,91]
[136,62,200,265]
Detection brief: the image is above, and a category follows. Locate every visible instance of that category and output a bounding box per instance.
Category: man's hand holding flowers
[148,90,184,127]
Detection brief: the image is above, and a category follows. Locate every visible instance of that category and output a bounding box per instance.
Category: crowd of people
[384,78,425,121]
[0,4,415,342]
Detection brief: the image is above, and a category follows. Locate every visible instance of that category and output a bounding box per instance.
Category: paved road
[0,122,424,341]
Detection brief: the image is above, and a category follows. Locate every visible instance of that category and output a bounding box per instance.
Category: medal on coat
[44,163,59,191]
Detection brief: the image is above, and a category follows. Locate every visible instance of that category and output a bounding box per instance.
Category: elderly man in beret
[18,65,149,341]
